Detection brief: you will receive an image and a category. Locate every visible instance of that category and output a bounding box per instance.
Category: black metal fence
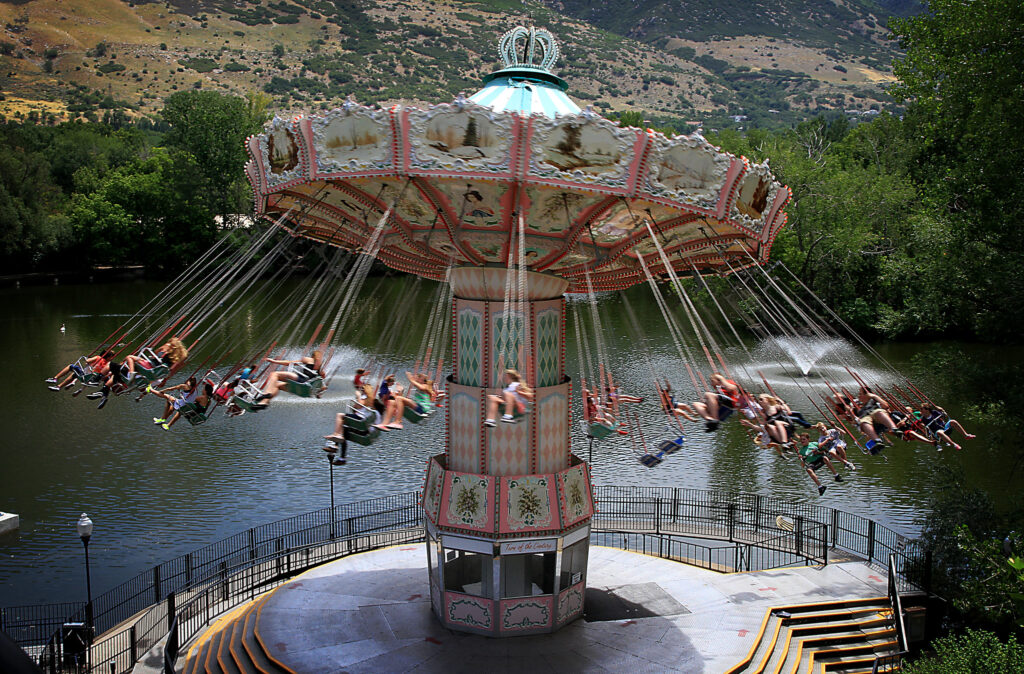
[3,486,928,674]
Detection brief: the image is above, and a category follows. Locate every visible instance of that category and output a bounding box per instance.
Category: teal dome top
[468,26,581,119]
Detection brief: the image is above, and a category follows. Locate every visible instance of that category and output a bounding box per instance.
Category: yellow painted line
[724,597,889,674]
[809,638,897,673]
[185,598,256,660]
[254,587,296,674]
[783,622,893,674]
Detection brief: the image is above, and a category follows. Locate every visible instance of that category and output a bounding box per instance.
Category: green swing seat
[229,379,265,413]
[282,363,324,398]
[403,392,435,423]
[587,420,616,440]
[71,357,104,387]
[342,405,381,445]
[133,348,169,383]
[179,402,208,426]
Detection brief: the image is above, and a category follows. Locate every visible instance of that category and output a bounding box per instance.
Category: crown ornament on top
[498,26,560,73]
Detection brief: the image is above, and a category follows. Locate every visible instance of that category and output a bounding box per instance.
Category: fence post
[672,487,680,523]
[219,561,229,602]
[346,519,354,554]
[130,625,137,664]
[166,591,175,632]
[185,553,192,586]
[728,503,736,542]
[831,508,839,549]
[248,528,257,561]
[867,520,876,563]
[655,497,662,534]
[275,537,284,577]
[795,516,804,559]
[153,565,162,604]
[754,494,762,533]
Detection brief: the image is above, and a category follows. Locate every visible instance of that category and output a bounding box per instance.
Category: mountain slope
[0,0,913,130]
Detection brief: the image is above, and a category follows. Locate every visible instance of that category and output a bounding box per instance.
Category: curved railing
[2,486,929,674]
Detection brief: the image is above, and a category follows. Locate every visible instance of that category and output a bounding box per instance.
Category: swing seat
[179,402,208,426]
[283,376,325,398]
[403,406,433,423]
[343,406,378,434]
[230,379,265,413]
[344,425,380,446]
[639,452,664,468]
[586,421,615,440]
[134,348,169,382]
[657,437,684,455]
[71,358,104,387]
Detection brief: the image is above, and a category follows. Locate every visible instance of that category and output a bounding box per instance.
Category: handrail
[8,486,929,673]
[888,553,909,653]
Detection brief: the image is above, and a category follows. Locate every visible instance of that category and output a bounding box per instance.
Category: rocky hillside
[0,0,914,130]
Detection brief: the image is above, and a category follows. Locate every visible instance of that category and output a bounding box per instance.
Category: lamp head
[77,513,93,541]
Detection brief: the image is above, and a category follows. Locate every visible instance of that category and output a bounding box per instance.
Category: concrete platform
[250,544,889,673]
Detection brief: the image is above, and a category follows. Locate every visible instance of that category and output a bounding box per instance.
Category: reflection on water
[0,280,1011,606]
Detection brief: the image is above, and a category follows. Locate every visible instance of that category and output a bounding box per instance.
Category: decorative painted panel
[499,475,558,534]
[456,303,484,387]
[445,592,494,631]
[535,388,568,473]
[307,103,394,178]
[484,415,530,476]
[500,596,554,633]
[423,456,446,523]
[557,461,593,528]
[490,308,524,386]
[534,307,561,387]
[440,472,495,533]
[556,581,585,625]
[447,389,480,473]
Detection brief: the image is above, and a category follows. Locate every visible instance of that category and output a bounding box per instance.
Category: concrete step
[217,612,243,674]
[798,632,897,673]
[241,595,288,674]
[203,628,224,674]
[770,618,892,674]
[251,595,291,674]
[728,598,891,674]
[815,641,899,673]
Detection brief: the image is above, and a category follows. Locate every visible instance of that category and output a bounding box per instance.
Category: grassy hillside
[0,0,908,130]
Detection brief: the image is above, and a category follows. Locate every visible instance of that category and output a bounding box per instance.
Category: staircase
[181,593,291,674]
[726,597,900,674]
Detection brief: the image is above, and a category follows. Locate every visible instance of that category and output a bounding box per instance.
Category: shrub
[96,62,126,73]
[905,630,1024,674]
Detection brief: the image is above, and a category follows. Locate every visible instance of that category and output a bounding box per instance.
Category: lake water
[0,279,1011,607]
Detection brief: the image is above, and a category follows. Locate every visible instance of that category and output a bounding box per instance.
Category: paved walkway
[252,544,888,673]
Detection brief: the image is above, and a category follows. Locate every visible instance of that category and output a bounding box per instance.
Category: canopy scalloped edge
[244,98,791,292]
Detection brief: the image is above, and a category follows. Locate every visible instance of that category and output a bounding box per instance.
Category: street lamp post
[323,438,346,538]
[76,513,93,625]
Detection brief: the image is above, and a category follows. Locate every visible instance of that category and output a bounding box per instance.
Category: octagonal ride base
[421,267,595,637]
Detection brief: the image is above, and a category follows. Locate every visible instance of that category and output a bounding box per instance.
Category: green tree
[890,0,1024,339]
[161,91,268,223]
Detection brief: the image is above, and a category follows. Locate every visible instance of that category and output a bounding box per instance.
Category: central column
[422,267,595,636]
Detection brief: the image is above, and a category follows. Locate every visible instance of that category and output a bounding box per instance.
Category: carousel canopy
[245,26,791,292]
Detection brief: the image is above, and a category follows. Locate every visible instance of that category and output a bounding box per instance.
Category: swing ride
[44,25,974,637]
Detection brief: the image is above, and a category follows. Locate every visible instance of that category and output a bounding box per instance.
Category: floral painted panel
[558,463,592,527]
[501,475,557,533]
[441,472,494,532]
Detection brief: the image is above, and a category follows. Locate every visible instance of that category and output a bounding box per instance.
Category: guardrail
[4,486,929,673]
